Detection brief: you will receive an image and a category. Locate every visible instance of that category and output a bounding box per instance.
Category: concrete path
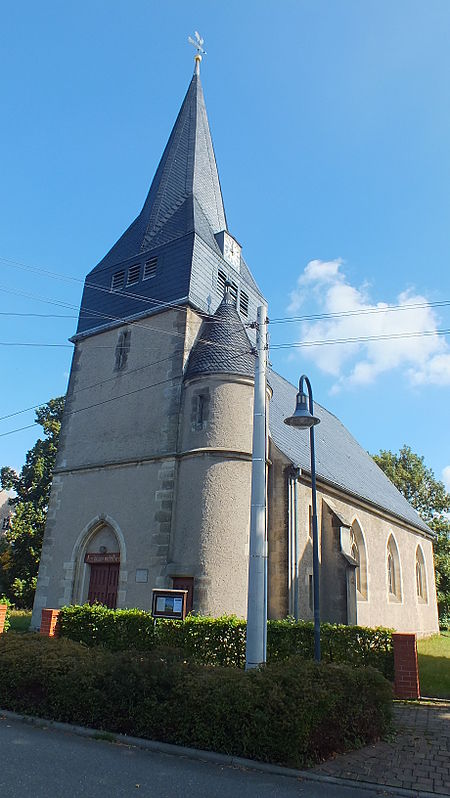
[0,715,404,798]
[312,701,450,795]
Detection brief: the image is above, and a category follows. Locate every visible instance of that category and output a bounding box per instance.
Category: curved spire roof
[185,290,255,380]
[94,71,227,271]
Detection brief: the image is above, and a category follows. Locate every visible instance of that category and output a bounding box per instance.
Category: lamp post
[284,375,321,662]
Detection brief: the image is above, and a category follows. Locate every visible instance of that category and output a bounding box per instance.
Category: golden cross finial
[188,31,206,74]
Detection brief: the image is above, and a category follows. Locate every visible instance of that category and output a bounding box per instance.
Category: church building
[31,56,439,637]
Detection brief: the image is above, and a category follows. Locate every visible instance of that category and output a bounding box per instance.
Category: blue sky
[1,1,450,488]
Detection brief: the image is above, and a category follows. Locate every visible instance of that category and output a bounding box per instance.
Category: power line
[0,312,77,318]
[271,327,450,349]
[270,299,450,324]
[0,342,73,348]
[0,255,246,329]
[0,348,254,437]
[2,325,450,355]
[0,423,38,438]
[0,351,184,422]
[2,253,449,329]
[0,284,246,354]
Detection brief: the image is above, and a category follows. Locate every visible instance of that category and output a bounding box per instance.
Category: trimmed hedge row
[58,604,394,679]
[0,633,392,768]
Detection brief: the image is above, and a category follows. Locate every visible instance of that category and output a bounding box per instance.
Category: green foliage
[417,631,450,699]
[0,596,11,632]
[373,445,450,522]
[373,444,450,624]
[0,633,392,768]
[59,605,394,678]
[0,397,64,608]
[430,516,450,625]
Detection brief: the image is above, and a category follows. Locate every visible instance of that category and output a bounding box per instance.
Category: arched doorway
[70,518,124,608]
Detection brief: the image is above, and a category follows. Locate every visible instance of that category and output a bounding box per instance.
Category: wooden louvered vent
[111,270,125,291]
[228,281,238,306]
[127,264,141,285]
[144,257,158,279]
[240,291,249,317]
[217,270,227,296]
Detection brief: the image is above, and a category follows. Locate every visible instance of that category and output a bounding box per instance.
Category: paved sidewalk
[312,701,450,795]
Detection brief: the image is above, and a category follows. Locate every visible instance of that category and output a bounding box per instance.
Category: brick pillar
[393,632,420,699]
[40,608,61,638]
[0,604,7,634]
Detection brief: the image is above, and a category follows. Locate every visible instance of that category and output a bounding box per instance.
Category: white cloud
[442,466,450,492]
[287,259,450,390]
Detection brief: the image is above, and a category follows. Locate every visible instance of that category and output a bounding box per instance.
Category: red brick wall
[0,604,7,634]
[393,632,420,699]
[40,608,61,638]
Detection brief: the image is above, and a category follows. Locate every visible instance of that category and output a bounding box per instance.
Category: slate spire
[95,67,227,270]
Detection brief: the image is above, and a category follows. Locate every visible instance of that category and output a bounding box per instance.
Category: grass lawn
[9,610,32,633]
[417,631,450,699]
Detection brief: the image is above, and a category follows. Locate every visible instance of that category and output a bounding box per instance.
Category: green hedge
[0,633,392,768]
[58,605,394,679]
[0,597,11,633]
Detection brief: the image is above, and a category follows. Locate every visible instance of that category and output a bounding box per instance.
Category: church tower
[31,57,265,627]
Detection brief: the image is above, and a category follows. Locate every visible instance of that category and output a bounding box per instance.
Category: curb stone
[0,707,440,798]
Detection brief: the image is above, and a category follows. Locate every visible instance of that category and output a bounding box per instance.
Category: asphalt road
[0,716,400,798]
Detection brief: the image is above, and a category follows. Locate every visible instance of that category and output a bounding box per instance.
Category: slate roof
[185,291,255,380]
[75,68,264,337]
[93,72,226,270]
[268,370,430,535]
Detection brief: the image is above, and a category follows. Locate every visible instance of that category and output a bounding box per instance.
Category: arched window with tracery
[387,534,402,601]
[349,520,368,600]
[415,545,427,602]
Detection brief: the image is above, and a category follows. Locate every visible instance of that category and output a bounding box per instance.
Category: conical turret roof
[185,291,255,380]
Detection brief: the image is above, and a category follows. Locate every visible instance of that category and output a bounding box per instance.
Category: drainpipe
[287,467,301,619]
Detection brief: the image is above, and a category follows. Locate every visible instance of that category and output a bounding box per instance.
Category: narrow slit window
[111,270,125,291]
[127,264,141,286]
[144,258,157,279]
[308,574,313,611]
[240,291,249,317]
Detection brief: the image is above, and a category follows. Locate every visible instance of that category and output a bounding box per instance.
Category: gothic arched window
[415,546,427,602]
[349,520,368,600]
[387,534,402,601]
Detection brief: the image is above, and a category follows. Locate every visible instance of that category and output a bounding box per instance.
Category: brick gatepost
[40,608,61,638]
[393,632,420,699]
[0,604,7,634]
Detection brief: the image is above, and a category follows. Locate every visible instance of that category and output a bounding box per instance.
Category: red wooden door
[88,563,119,608]
[172,577,194,614]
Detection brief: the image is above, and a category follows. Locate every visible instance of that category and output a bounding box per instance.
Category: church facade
[31,60,439,637]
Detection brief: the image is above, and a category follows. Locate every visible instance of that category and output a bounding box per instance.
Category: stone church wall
[32,307,203,628]
[269,472,439,637]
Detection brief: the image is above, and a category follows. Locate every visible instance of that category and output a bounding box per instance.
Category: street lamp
[284,375,321,662]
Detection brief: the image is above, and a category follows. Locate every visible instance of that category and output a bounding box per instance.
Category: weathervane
[188,31,206,74]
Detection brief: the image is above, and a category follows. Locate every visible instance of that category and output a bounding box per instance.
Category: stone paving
[312,700,450,795]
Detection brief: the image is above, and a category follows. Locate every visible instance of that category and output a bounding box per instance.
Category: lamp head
[284,389,320,428]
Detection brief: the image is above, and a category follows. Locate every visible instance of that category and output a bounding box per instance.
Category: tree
[0,397,64,607]
[373,445,450,624]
